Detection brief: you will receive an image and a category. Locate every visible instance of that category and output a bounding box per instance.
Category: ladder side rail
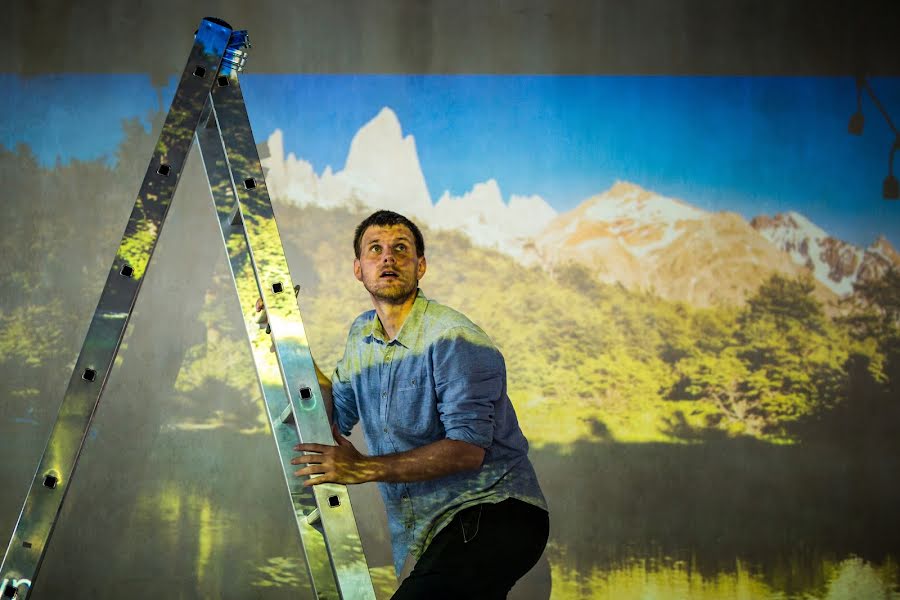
[207,64,376,600]
[195,109,338,599]
[0,19,233,600]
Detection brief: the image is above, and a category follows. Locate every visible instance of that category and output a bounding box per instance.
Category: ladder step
[229,202,242,226]
[280,403,295,425]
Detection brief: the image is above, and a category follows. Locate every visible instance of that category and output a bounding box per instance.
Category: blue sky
[2,74,899,248]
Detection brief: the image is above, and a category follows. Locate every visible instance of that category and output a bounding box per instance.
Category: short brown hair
[353,210,425,259]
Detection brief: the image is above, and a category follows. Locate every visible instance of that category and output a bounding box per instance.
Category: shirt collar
[367,289,427,348]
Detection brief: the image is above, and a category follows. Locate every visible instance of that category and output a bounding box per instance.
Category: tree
[672,274,849,438]
[745,274,824,332]
[841,267,900,394]
[737,274,847,434]
[674,348,763,434]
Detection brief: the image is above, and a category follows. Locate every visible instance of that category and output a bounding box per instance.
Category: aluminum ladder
[1,17,376,600]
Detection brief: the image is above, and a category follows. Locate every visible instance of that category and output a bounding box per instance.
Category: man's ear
[417,255,427,280]
[354,258,363,282]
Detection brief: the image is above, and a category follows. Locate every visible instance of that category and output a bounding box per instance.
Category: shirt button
[383,427,388,433]
[381,391,387,398]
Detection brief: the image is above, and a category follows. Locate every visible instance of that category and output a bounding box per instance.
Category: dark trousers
[391,498,549,600]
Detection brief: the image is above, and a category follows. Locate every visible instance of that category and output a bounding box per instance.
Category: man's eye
[396,244,406,252]
[370,245,381,253]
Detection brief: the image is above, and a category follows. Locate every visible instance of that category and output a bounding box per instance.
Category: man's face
[354,224,426,304]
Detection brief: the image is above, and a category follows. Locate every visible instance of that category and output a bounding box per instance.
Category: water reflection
[548,551,898,599]
[534,437,900,599]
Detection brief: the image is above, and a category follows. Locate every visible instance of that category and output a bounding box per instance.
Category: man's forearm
[300,362,486,486]
[366,438,485,483]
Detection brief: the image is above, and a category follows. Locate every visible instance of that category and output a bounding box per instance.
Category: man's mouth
[380,270,399,279]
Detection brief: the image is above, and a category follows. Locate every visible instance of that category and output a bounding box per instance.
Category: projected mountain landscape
[261,107,900,309]
[2,75,900,599]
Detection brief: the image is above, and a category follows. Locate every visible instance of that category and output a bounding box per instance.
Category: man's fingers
[295,443,329,453]
[294,465,328,478]
[291,454,325,465]
[302,474,332,487]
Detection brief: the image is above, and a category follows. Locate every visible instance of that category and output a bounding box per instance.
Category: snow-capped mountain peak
[748,211,900,296]
[554,181,709,259]
[752,211,829,251]
[259,109,895,307]
[260,110,557,257]
[340,107,433,219]
[432,179,557,256]
[534,182,808,306]
[584,181,708,225]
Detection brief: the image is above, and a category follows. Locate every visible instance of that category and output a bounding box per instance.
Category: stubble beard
[365,275,418,305]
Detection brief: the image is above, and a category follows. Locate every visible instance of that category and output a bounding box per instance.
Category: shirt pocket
[390,370,440,438]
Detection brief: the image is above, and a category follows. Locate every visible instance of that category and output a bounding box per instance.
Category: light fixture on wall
[885,138,899,200]
[849,76,900,199]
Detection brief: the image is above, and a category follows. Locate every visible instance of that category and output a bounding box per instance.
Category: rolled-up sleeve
[431,326,503,448]
[331,356,359,437]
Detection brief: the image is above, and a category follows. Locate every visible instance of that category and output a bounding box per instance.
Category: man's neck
[372,291,417,341]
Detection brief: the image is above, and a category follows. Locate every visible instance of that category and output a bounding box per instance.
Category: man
[291,210,548,599]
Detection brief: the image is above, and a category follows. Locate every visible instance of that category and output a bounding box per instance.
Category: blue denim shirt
[331,290,547,574]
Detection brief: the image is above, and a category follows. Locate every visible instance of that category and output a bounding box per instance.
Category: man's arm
[291,435,485,487]
[295,366,485,487]
[300,354,486,486]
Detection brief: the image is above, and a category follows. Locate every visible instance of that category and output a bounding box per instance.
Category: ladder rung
[229,202,242,226]
[280,403,295,425]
